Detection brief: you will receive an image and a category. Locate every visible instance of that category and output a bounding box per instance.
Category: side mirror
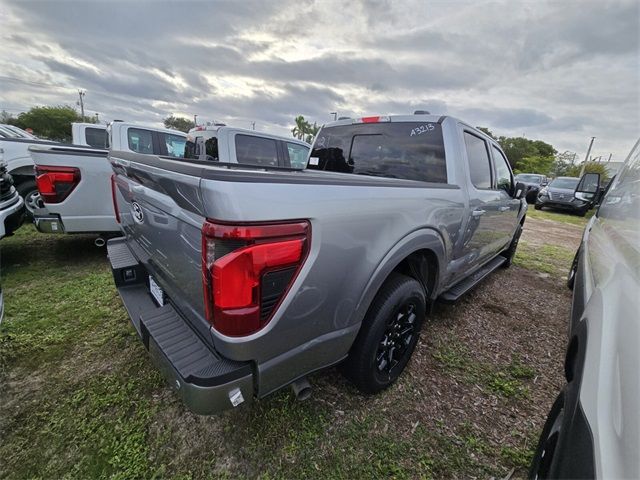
[575,172,600,202]
[514,181,527,199]
[541,180,548,187]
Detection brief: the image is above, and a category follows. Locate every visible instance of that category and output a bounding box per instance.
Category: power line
[0,75,72,90]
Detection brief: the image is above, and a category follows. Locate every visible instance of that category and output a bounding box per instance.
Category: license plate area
[149,276,165,306]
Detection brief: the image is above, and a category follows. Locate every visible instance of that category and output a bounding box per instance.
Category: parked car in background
[0,123,108,217]
[29,122,186,237]
[535,176,598,216]
[514,173,548,203]
[185,124,310,168]
[530,139,640,479]
[0,124,37,139]
[107,113,528,415]
[0,151,25,240]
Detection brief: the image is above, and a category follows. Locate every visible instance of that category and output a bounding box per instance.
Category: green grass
[0,226,543,479]
[514,241,575,277]
[526,207,593,227]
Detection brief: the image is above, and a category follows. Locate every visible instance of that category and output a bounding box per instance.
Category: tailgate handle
[471,209,486,217]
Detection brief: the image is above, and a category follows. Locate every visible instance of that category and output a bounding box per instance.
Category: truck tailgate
[29,145,118,233]
[110,153,210,339]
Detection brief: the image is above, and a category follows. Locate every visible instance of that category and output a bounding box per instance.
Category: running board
[439,256,506,303]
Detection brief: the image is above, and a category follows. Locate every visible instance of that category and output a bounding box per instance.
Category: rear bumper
[107,237,254,415]
[0,192,25,239]
[33,211,65,234]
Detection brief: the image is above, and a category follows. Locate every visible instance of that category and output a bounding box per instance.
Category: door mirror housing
[514,181,527,199]
[574,173,601,202]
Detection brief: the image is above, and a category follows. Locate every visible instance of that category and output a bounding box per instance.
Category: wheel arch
[354,228,446,329]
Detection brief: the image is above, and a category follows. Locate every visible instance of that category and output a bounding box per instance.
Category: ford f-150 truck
[107,113,528,415]
[29,122,186,235]
[0,122,109,217]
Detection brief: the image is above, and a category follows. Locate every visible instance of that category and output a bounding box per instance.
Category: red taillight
[110,174,120,223]
[202,220,310,337]
[355,115,390,124]
[35,165,81,203]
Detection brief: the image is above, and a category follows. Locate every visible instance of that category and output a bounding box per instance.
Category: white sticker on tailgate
[149,276,164,306]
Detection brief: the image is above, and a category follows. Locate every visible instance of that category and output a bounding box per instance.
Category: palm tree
[305,122,320,144]
[291,115,310,140]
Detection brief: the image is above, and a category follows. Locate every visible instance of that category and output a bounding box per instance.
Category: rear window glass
[128,128,154,154]
[286,142,309,169]
[235,134,278,167]
[85,127,108,149]
[308,122,447,183]
[160,132,186,158]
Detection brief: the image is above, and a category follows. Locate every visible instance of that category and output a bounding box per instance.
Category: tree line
[0,105,610,179]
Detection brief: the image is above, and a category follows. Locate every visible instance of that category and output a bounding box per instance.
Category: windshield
[515,174,543,183]
[549,177,579,189]
[309,122,447,183]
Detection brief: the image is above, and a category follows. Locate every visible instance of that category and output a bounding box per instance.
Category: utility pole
[193,114,198,126]
[579,136,596,176]
[330,112,337,121]
[95,113,99,123]
[77,90,85,121]
[251,121,255,130]
[607,153,612,162]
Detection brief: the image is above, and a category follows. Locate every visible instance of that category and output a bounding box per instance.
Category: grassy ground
[525,207,593,227]
[1,225,573,479]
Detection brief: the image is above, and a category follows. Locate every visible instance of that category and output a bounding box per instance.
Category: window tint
[128,128,154,154]
[85,127,108,149]
[235,134,278,166]
[160,132,186,158]
[286,142,309,169]
[492,146,513,193]
[464,132,492,189]
[309,122,447,183]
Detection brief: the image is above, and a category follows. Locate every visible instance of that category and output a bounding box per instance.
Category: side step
[439,256,506,303]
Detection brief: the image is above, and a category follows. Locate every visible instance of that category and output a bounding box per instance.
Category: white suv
[530,138,640,479]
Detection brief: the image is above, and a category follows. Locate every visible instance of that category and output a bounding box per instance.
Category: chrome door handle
[472,209,486,217]
[498,206,510,212]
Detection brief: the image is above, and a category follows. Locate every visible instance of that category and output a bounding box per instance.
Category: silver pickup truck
[107,113,528,414]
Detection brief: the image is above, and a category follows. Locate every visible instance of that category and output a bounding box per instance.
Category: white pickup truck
[0,123,109,216]
[31,124,310,237]
[30,122,187,236]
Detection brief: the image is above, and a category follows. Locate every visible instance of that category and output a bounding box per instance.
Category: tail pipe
[291,377,312,401]
[94,237,106,247]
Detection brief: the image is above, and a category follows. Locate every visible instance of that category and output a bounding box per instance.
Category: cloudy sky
[0,0,638,160]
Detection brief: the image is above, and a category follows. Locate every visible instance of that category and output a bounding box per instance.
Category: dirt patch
[523,216,583,250]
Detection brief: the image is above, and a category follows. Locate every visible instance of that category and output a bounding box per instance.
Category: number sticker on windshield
[410,124,435,136]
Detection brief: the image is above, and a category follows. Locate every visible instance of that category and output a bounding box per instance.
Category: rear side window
[85,127,109,149]
[160,132,186,158]
[128,128,154,154]
[286,142,309,169]
[235,134,278,166]
[308,122,447,183]
[464,132,492,189]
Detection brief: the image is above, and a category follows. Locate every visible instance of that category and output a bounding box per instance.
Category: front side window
[235,134,278,166]
[127,128,154,154]
[287,142,309,169]
[308,122,447,183]
[464,132,492,189]
[85,127,109,149]
[492,145,513,193]
[160,132,186,158]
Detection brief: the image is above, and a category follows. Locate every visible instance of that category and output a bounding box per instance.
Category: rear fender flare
[353,228,446,328]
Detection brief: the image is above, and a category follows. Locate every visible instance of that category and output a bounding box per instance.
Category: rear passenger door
[461,130,505,266]
[284,141,310,169]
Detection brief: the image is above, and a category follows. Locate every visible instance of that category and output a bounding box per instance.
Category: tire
[16,179,40,220]
[529,391,565,480]
[567,247,580,290]
[501,222,523,268]
[534,203,542,210]
[342,273,426,394]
